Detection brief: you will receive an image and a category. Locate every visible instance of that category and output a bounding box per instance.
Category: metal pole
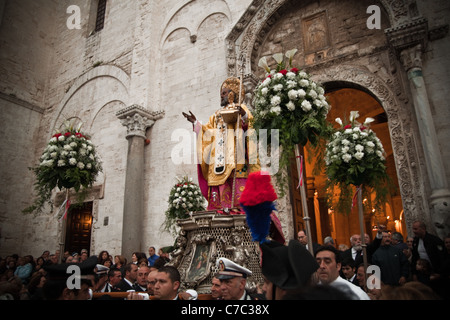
[295,144,314,255]
[58,188,69,264]
[357,186,368,287]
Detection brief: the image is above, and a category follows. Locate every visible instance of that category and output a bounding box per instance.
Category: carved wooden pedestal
[167,211,263,294]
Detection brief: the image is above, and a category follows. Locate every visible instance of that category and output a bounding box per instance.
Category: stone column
[387,19,450,237]
[116,105,164,258]
[400,45,450,237]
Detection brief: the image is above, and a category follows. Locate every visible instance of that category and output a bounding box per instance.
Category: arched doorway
[290,85,405,247]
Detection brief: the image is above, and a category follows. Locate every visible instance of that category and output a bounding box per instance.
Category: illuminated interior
[292,84,406,247]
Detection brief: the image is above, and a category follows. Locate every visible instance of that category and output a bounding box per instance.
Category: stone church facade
[0,0,449,259]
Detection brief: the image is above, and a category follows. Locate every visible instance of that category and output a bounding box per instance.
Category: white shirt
[417,238,431,264]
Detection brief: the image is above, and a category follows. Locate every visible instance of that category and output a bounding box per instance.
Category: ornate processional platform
[167,211,263,294]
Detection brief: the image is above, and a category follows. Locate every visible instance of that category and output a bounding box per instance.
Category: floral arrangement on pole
[162,176,206,236]
[324,111,390,213]
[24,121,103,214]
[252,49,332,193]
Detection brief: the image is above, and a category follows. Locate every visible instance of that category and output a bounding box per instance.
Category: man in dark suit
[340,226,384,266]
[341,257,360,286]
[115,262,138,292]
[298,230,320,254]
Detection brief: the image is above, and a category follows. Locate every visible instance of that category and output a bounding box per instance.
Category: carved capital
[400,44,423,72]
[116,104,164,139]
[385,17,428,61]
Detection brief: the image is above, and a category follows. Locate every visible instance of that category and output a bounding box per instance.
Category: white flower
[354,152,364,160]
[314,99,322,107]
[86,163,92,169]
[285,48,298,61]
[349,111,360,122]
[270,106,282,115]
[261,87,268,96]
[69,158,77,165]
[286,72,296,79]
[258,57,270,73]
[288,90,298,100]
[376,150,384,160]
[50,152,58,158]
[273,53,284,64]
[299,79,309,87]
[271,95,281,106]
[341,139,350,146]
[42,160,54,167]
[335,118,343,126]
[274,84,283,91]
[262,77,271,87]
[58,160,66,167]
[274,73,284,80]
[77,162,85,170]
[364,117,375,126]
[297,89,306,98]
[342,154,352,163]
[286,80,297,89]
[301,100,312,112]
[366,141,375,148]
[355,144,364,152]
[299,71,308,78]
[50,137,57,143]
[286,101,295,111]
[64,144,72,151]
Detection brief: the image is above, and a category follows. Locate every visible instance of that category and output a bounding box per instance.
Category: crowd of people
[1,220,449,300]
[298,221,450,300]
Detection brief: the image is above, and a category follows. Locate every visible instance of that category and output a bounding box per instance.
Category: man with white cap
[216,257,254,300]
[94,264,111,293]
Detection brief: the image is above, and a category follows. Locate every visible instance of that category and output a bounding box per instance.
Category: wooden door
[65,202,93,255]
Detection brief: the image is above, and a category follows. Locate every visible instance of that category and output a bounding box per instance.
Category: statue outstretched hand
[182,111,196,124]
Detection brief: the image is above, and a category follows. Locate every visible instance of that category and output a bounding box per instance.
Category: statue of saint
[182,77,260,213]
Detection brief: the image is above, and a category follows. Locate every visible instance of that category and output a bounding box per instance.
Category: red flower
[53,133,62,138]
[64,132,72,137]
[290,67,299,73]
[75,132,84,138]
[344,124,352,129]
[279,69,288,75]
[360,126,367,131]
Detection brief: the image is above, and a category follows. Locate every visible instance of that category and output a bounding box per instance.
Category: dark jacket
[412,232,445,274]
[372,245,409,286]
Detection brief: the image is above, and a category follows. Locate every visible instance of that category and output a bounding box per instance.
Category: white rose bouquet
[252,49,332,193]
[325,111,391,212]
[24,121,102,214]
[163,176,206,235]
